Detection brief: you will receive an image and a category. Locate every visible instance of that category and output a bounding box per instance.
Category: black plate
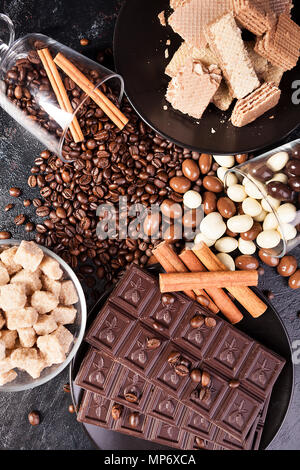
[114,0,300,155]
[70,282,293,450]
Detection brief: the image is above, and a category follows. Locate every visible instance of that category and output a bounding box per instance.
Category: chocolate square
[110,368,153,412]
[181,409,218,441]
[215,388,262,440]
[239,345,285,400]
[204,327,254,379]
[182,367,229,419]
[118,323,167,375]
[113,407,153,439]
[173,303,222,359]
[75,348,118,396]
[150,421,187,449]
[146,388,184,426]
[109,265,156,317]
[140,291,191,338]
[86,302,134,355]
[77,391,113,428]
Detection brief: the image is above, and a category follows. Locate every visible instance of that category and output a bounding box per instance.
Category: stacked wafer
[160,0,299,126]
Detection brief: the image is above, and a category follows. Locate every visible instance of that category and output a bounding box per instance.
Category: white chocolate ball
[216,253,235,271]
[277,203,297,224]
[242,198,262,217]
[277,223,297,241]
[194,232,216,248]
[200,212,226,240]
[227,215,254,233]
[243,178,266,199]
[238,237,256,255]
[183,190,202,209]
[215,237,238,253]
[263,213,278,231]
[267,173,288,184]
[213,155,235,168]
[253,208,267,222]
[257,230,281,249]
[227,184,247,202]
[261,195,281,212]
[217,167,238,186]
[267,151,289,172]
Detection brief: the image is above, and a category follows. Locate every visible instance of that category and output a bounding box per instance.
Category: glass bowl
[0,239,87,392]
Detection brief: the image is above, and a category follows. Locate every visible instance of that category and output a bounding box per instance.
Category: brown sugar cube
[11,347,46,379]
[0,339,5,360]
[11,269,42,296]
[17,327,37,348]
[0,284,27,311]
[31,291,59,314]
[40,256,63,281]
[0,370,17,386]
[59,281,79,306]
[41,275,61,299]
[0,262,9,286]
[0,312,5,330]
[5,307,39,330]
[0,330,17,349]
[37,334,66,365]
[52,305,76,325]
[33,315,57,336]
[51,325,74,354]
[0,247,22,275]
[13,241,44,273]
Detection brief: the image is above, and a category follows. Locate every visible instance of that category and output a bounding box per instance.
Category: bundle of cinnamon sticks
[152,241,267,324]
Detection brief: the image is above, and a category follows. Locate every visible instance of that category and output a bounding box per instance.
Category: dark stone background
[0,0,299,450]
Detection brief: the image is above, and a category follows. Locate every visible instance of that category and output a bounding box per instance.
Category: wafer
[213,80,234,111]
[166,59,222,119]
[170,0,191,10]
[205,12,260,99]
[245,41,269,75]
[158,10,167,27]
[169,0,233,50]
[231,82,281,127]
[165,42,192,77]
[269,0,293,15]
[233,0,274,35]
[261,63,284,86]
[255,13,300,70]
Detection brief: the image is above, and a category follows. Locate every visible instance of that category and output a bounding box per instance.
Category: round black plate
[70,284,293,450]
[114,0,300,155]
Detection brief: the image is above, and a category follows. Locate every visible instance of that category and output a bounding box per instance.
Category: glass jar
[225,139,300,257]
[0,14,124,161]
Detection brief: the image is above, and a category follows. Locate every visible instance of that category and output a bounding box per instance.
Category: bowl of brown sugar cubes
[0,240,87,391]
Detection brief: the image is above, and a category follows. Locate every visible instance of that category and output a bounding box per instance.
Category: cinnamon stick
[152,242,219,313]
[54,53,129,130]
[159,271,258,292]
[193,242,267,318]
[37,48,83,143]
[179,250,243,323]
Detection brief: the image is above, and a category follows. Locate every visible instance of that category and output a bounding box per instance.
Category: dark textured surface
[0,0,299,450]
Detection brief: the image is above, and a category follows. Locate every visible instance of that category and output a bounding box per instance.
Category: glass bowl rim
[0,239,87,392]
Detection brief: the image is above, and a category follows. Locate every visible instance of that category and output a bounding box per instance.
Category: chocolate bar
[76,346,266,449]
[83,265,285,442]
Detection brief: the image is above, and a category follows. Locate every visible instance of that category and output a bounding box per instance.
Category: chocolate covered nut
[201,371,211,387]
[285,159,300,177]
[217,197,236,219]
[235,255,259,271]
[267,181,293,201]
[249,164,274,182]
[143,213,161,237]
[111,404,123,420]
[163,224,181,242]
[258,249,280,267]
[203,176,223,193]
[169,176,191,194]
[289,270,300,289]
[182,209,199,229]
[160,199,182,219]
[199,154,212,174]
[182,159,200,181]
[190,314,204,328]
[146,338,161,350]
[235,154,248,164]
[229,379,240,388]
[196,295,210,308]
[202,191,217,215]
[9,187,21,197]
[277,256,297,277]
[288,176,300,192]
[190,368,202,383]
[240,222,262,241]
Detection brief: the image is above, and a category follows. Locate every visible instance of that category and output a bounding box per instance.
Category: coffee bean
[161,293,175,305]
[63,383,71,393]
[204,317,216,328]
[146,338,161,350]
[0,231,11,239]
[25,222,35,232]
[167,351,181,365]
[196,295,210,308]
[195,437,206,449]
[23,199,31,207]
[264,290,275,300]
[190,315,204,329]
[28,411,40,426]
[111,404,123,420]
[201,371,211,387]
[4,203,14,212]
[80,38,89,46]
[229,379,240,388]
[175,363,189,377]
[28,175,37,188]
[9,187,21,197]
[124,392,138,403]
[128,412,140,428]
[277,255,297,277]
[190,368,202,383]
[14,214,26,225]
[36,206,50,217]
[68,404,75,414]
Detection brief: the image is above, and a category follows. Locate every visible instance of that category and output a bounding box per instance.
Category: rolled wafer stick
[152,241,219,313]
[159,270,258,292]
[37,48,84,143]
[54,53,129,130]
[192,242,267,318]
[179,249,243,323]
